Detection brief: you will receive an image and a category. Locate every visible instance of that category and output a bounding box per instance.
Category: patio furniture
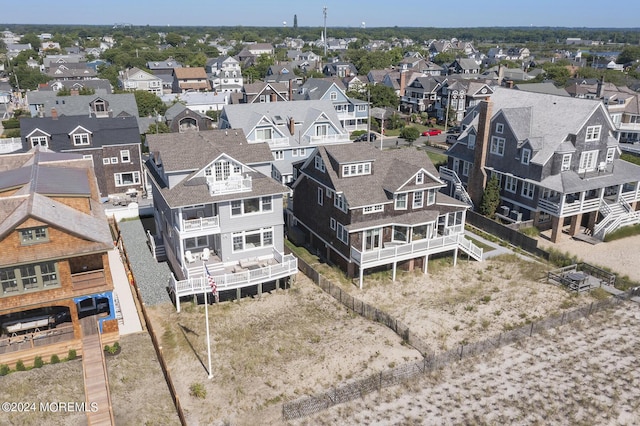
[201,248,210,261]
[185,251,195,263]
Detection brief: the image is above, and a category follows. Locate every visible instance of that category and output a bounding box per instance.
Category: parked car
[422,129,442,137]
[354,132,377,142]
[447,126,461,133]
[446,134,460,144]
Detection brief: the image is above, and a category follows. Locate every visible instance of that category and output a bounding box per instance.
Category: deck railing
[182,216,219,232]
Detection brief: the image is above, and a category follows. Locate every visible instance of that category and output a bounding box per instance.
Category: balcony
[206,175,252,195]
[538,196,602,216]
[351,234,462,268]
[71,270,107,290]
[253,137,289,147]
[180,216,220,234]
[304,134,351,145]
[617,122,640,132]
[170,251,298,312]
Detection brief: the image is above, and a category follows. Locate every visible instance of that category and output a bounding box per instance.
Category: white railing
[146,230,156,259]
[206,176,252,195]
[0,137,23,154]
[559,198,601,216]
[305,134,351,144]
[351,235,460,266]
[261,137,289,147]
[537,198,561,215]
[457,234,483,261]
[439,167,473,207]
[171,255,298,299]
[182,216,219,232]
[617,122,640,132]
[336,111,356,119]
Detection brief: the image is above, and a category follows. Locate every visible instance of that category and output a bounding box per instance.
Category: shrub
[67,349,77,361]
[33,356,44,368]
[50,354,60,364]
[105,342,121,355]
[1,118,20,129]
[0,364,9,376]
[15,360,26,371]
[2,129,20,138]
[190,382,207,399]
[399,126,420,143]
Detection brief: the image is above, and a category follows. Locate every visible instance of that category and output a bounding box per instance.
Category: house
[448,58,481,75]
[163,103,215,133]
[6,43,32,59]
[144,130,297,311]
[288,143,482,288]
[26,92,139,119]
[219,100,351,184]
[293,78,369,132]
[39,79,113,95]
[400,76,443,113]
[206,56,243,93]
[146,58,182,75]
[118,67,163,95]
[19,115,143,198]
[322,61,358,78]
[160,91,229,115]
[442,87,640,242]
[236,82,290,104]
[0,149,118,367]
[46,63,97,81]
[39,41,61,53]
[172,67,210,93]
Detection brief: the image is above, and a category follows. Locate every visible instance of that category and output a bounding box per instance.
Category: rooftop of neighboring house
[173,67,208,79]
[26,92,139,118]
[513,82,570,97]
[0,149,113,265]
[147,58,183,70]
[38,79,113,94]
[293,78,346,101]
[145,130,288,208]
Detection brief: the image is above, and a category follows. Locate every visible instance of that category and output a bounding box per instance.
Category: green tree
[11,65,51,90]
[254,53,275,78]
[146,121,170,134]
[399,126,420,144]
[368,84,399,108]
[133,90,166,117]
[19,33,41,50]
[479,175,501,217]
[617,46,640,64]
[97,64,120,88]
[165,32,183,47]
[433,52,457,65]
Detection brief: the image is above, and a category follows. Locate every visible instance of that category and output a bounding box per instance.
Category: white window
[330,218,336,230]
[496,123,504,134]
[505,175,517,193]
[427,189,436,205]
[231,228,274,252]
[561,154,571,171]
[256,128,272,141]
[336,223,348,244]
[395,193,407,210]
[468,134,476,150]
[110,157,118,164]
[314,156,325,172]
[606,148,615,163]
[73,133,90,145]
[415,172,424,184]
[317,187,323,205]
[521,181,535,199]
[315,124,328,137]
[30,136,48,147]
[120,150,130,163]
[585,125,601,141]
[413,191,424,208]
[357,105,366,112]
[490,136,505,156]
[114,171,141,187]
[521,149,531,165]
[334,195,347,212]
[363,205,384,214]
[273,150,284,160]
[103,158,110,165]
[579,150,598,172]
[231,197,272,216]
[342,162,371,177]
[462,161,470,177]
[330,91,337,101]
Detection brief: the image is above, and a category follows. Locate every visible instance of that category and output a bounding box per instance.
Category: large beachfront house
[442,87,640,242]
[145,130,297,311]
[0,149,118,367]
[289,144,482,288]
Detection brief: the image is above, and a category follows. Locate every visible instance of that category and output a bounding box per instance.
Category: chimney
[288,117,295,135]
[507,80,514,89]
[288,81,293,101]
[596,75,604,99]
[497,64,504,86]
[399,70,407,97]
[51,108,58,120]
[467,98,493,209]
[271,92,277,102]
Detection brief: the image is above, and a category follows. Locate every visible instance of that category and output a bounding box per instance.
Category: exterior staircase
[593,199,640,240]
[439,167,474,208]
[146,230,166,261]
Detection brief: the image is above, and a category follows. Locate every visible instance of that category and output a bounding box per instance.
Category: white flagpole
[204,262,213,379]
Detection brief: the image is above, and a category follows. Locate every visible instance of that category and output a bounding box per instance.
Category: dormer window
[314,156,325,172]
[73,133,90,145]
[468,134,476,150]
[342,162,371,177]
[585,125,601,142]
[561,154,572,171]
[521,148,531,165]
[20,226,49,245]
[30,136,48,147]
[416,172,424,185]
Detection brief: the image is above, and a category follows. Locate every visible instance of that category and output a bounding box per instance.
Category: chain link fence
[284,256,638,421]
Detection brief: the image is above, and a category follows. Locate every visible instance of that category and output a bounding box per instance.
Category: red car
[422,129,442,136]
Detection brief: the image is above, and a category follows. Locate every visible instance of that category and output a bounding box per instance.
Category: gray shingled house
[289,143,482,288]
[442,87,640,242]
[145,130,297,311]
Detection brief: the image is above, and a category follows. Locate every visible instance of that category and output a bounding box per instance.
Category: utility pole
[323,6,328,57]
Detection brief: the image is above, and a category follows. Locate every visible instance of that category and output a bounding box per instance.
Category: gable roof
[26,92,138,118]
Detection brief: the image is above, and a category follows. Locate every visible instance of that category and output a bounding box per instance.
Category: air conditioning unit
[510,210,523,222]
[500,206,510,216]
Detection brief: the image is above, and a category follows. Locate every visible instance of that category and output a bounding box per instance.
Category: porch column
[392,261,397,282]
[550,216,562,243]
[423,255,428,274]
[359,267,364,290]
[258,282,262,298]
[453,247,458,267]
[587,211,598,233]
[236,287,241,302]
[569,214,582,236]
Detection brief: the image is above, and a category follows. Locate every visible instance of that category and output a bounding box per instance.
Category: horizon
[2,0,640,29]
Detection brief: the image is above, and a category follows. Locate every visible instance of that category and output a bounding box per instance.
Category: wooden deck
[81,319,115,425]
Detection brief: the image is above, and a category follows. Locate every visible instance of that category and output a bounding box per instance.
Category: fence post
[529,322,534,337]
[561,311,565,325]
[459,344,464,360]
[588,302,593,316]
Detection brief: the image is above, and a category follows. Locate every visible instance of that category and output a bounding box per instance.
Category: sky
[2,0,640,28]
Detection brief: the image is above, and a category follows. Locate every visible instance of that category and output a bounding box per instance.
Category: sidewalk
[108,248,143,335]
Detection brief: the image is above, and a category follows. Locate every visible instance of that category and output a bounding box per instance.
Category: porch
[170,250,298,312]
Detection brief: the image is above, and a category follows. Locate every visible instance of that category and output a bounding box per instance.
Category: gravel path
[118,219,173,306]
